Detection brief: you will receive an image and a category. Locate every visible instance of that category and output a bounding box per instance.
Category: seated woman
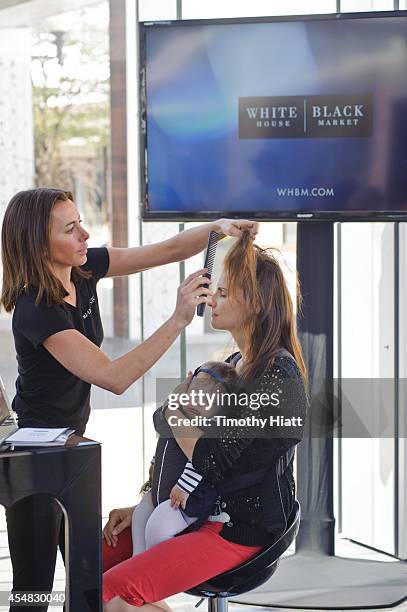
[102,231,308,612]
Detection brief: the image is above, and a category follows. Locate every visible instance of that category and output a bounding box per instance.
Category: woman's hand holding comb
[172,268,214,327]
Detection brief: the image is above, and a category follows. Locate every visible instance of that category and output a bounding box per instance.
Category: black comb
[197,231,221,316]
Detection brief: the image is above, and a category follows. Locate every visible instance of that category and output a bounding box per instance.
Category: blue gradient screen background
[143,16,407,215]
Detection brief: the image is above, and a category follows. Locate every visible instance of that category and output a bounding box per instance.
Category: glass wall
[133,0,405,562]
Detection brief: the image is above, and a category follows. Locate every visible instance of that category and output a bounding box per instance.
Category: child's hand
[170,484,189,510]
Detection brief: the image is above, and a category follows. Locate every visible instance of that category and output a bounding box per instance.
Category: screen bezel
[139,10,407,222]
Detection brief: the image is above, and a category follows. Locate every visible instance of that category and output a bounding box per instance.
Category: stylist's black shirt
[12,248,110,435]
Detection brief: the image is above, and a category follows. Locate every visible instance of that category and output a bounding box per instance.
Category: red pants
[103,521,262,607]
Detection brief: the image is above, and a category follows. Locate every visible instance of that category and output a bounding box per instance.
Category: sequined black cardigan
[188,352,308,546]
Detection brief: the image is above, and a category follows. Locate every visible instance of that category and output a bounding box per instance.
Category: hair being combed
[1,188,90,312]
[223,231,307,383]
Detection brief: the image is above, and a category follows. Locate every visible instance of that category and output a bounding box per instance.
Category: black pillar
[296,221,335,555]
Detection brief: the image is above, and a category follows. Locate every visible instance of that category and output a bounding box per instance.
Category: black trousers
[6,495,65,612]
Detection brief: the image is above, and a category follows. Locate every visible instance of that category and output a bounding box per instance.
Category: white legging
[131,491,197,555]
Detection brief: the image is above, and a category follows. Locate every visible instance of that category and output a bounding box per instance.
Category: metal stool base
[207,596,228,612]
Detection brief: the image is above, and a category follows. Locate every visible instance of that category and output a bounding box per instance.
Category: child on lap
[131,360,239,555]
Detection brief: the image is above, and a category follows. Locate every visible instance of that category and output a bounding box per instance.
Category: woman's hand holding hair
[215,219,259,240]
[103,506,135,548]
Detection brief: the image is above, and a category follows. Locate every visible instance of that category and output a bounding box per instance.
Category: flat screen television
[139,11,407,221]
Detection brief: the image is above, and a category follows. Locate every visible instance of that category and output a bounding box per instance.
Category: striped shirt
[176,461,203,494]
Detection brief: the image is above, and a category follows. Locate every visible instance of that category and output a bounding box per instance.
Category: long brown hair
[1,188,90,312]
[224,231,307,383]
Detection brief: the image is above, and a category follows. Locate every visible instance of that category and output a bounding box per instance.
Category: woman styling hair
[0,187,258,612]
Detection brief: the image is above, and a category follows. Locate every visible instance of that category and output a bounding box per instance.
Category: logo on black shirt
[83,295,96,319]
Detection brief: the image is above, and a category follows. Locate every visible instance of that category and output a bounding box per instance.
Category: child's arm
[170,461,203,509]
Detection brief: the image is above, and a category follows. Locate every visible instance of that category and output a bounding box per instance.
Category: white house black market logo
[239,94,373,139]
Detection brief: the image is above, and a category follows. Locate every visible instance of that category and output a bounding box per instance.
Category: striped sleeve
[176,461,203,494]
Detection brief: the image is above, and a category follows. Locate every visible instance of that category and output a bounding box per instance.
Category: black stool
[186,500,301,612]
